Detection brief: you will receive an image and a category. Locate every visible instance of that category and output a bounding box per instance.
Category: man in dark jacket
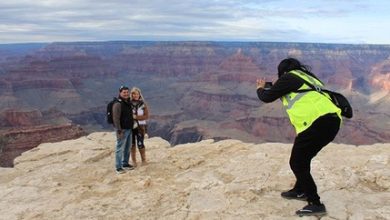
[112,86,135,174]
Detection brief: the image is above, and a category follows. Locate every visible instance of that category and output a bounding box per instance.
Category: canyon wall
[1,41,389,166]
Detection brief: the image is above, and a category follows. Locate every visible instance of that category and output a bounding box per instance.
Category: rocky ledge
[0,132,389,219]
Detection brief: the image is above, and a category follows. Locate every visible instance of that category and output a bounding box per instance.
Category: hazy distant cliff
[0,133,389,219]
[1,41,390,166]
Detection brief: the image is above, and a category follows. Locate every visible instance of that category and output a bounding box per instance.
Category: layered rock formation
[1,41,390,167]
[0,132,389,219]
[0,107,86,167]
[0,124,85,167]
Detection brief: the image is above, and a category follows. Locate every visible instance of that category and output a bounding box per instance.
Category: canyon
[0,41,389,166]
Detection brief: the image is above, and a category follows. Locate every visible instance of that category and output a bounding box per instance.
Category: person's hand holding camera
[257,78,273,90]
[256,78,266,89]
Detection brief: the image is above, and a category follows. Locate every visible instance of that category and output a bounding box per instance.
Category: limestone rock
[0,132,389,219]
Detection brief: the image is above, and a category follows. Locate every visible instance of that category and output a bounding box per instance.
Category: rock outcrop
[0,124,85,167]
[0,132,389,219]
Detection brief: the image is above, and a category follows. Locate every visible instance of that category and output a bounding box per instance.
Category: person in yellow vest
[256,58,341,217]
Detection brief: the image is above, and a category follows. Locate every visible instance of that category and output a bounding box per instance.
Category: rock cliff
[1,41,390,167]
[0,124,85,167]
[0,132,389,219]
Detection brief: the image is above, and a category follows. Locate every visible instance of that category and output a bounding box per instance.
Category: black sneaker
[116,168,126,174]
[122,164,135,170]
[281,189,307,201]
[296,203,327,217]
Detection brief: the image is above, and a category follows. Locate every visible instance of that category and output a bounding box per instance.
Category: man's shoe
[122,164,135,170]
[116,168,126,174]
[296,203,327,217]
[281,189,307,201]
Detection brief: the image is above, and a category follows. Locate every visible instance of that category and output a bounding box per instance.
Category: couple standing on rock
[111,86,149,174]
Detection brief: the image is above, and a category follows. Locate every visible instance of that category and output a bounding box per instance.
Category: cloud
[0,0,389,44]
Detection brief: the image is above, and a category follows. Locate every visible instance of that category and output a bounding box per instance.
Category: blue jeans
[115,129,132,169]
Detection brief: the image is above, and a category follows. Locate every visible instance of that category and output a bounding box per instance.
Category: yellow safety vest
[282,70,342,134]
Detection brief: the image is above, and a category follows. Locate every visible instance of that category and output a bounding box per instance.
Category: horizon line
[1,40,390,47]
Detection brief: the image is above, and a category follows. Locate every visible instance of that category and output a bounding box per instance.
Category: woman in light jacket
[130,87,149,166]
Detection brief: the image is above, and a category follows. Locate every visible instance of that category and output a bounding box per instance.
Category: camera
[264,82,273,89]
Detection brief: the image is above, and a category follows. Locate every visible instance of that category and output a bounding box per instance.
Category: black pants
[132,125,146,149]
[290,113,340,204]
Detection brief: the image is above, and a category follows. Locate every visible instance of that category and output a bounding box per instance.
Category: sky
[1,0,390,45]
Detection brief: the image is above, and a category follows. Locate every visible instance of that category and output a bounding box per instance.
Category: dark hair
[119,85,129,92]
[277,58,320,82]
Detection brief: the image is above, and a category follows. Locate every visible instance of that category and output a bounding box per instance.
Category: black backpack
[106,97,120,124]
[322,90,353,118]
[293,75,353,118]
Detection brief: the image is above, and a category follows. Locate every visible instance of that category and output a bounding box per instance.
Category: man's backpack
[293,76,353,118]
[106,97,120,124]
